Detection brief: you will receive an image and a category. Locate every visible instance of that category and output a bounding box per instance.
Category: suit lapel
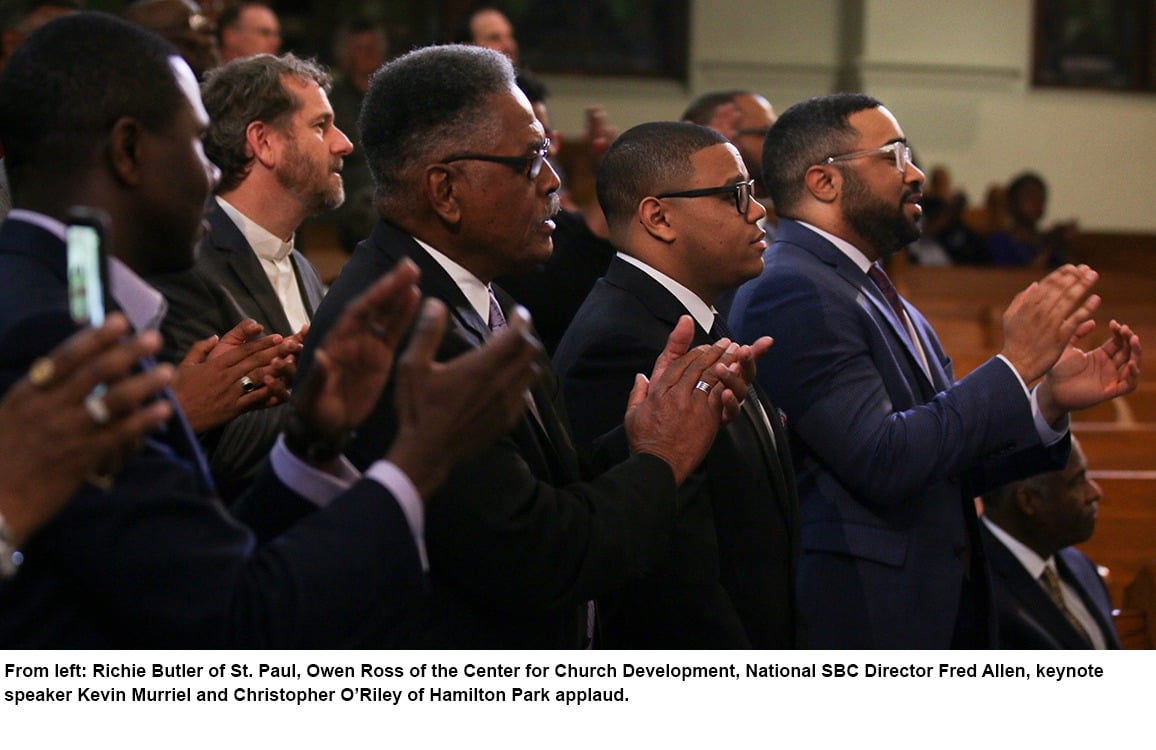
[377,224,575,483]
[782,221,936,393]
[210,207,296,334]
[605,258,796,528]
[1057,550,1120,649]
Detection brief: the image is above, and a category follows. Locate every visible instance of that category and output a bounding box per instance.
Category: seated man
[980,437,1120,649]
[149,52,354,500]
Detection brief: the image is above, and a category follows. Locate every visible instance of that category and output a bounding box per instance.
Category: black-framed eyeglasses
[735,126,771,138]
[442,138,551,180]
[655,178,755,215]
[824,141,912,173]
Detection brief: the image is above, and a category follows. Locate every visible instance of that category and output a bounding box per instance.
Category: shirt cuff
[365,460,427,571]
[994,354,1068,446]
[270,434,359,506]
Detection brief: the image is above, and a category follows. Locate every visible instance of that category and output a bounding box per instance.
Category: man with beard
[149,52,353,500]
[730,93,1142,648]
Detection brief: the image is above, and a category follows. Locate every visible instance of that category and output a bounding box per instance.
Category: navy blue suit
[0,217,424,648]
[980,523,1120,649]
[554,257,799,648]
[730,219,1068,648]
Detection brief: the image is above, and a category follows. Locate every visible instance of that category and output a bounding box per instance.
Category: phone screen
[66,222,105,326]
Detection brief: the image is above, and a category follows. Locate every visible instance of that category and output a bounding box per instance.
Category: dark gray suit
[148,203,327,500]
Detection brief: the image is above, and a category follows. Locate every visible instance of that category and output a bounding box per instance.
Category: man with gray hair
[302,44,749,648]
[149,52,353,500]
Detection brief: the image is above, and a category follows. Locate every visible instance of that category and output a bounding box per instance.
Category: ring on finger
[694,380,713,394]
[28,357,56,388]
[84,392,111,426]
[240,375,258,394]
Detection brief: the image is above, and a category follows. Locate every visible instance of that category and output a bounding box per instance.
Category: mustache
[543,193,561,220]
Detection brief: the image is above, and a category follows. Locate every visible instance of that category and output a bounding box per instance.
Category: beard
[840,166,921,257]
[276,138,345,215]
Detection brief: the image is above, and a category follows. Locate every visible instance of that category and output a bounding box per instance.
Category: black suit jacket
[300,219,681,648]
[980,522,1120,649]
[553,257,799,648]
[0,217,423,648]
[147,204,328,500]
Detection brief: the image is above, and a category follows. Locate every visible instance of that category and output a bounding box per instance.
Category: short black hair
[1006,171,1046,203]
[0,12,184,200]
[597,121,728,232]
[359,44,514,215]
[762,93,880,215]
[216,0,270,42]
[515,69,549,105]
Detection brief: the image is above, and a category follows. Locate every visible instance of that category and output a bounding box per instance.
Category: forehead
[490,86,544,141]
[472,10,512,36]
[239,5,278,28]
[169,56,209,127]
[688,142,748,181]
[283,75,331,113]
[734,94,774,125]
[847,106,904,146]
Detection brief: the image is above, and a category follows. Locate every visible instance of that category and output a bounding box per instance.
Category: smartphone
[66,207,111,327]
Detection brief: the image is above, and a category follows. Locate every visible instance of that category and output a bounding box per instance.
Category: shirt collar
[216,196,293,263]
[411,235,491,323]
[6,209,167,332]
[981,515,1054,580]
[616,252,715,332]
[796,219,873,273]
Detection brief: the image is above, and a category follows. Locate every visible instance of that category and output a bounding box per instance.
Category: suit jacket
[147,204,328,500]
[729,219,1069,648]
[300,219,680,648]
[0,217,424,648]
[980,523,1120,649]
[553,257,799,648]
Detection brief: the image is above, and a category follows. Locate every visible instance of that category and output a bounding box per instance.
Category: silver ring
[240,375,258,394]
[84,393,110,425]
[694,380,713,394]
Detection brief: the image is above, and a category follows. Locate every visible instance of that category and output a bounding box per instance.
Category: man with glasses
[682,90,777,200]
[300,45,754,648]
[123,0,219,79]
[554,122,798,648]
[730,93,1141,648]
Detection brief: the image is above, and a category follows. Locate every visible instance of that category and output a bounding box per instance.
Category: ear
[425,165,462,225]
[803,164,840,204]
[638,196,676,244]
[1013,485,1039,518]
[107,117,145,187]
[246,121,277,169]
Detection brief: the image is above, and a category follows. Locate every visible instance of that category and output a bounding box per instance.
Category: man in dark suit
[730,93,1141,648]
[981,437,1120,648]
[149,52,351,500]
[301,45,746,648]
[0,13,541,647]
[554,122,798,648]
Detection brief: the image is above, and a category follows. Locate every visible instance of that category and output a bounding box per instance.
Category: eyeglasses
[442,139,551,180]
[656,179,755,215]
[824,141,912,173]
[735,127,771,138]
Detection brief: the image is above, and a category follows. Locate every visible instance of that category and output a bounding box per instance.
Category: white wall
[541,0,1156,231]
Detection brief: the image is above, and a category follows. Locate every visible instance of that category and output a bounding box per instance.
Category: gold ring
[28,357,55,388]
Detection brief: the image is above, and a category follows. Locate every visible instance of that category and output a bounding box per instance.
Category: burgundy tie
[866,263,907,324]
